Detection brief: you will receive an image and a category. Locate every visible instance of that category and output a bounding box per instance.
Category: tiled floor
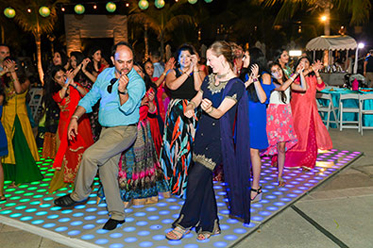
[0,149,362,248]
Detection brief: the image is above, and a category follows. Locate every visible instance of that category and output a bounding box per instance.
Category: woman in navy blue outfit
[165,41,251,241]
[240,48,275,202]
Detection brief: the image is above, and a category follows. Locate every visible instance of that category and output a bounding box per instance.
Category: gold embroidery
[193,152,216,171]
[226,94,237,102]
[207,75,229,95]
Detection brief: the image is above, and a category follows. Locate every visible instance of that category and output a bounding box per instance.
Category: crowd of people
[0,40,335,239]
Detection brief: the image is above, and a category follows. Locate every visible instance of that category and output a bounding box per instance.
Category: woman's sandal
[250,186,262,203]
[165,226,190,240]
[278,177,286,187]
[197,228,221,241]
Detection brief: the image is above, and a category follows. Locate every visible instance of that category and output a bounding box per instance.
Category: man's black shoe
[103,218,125,230]
[54,194,78,207]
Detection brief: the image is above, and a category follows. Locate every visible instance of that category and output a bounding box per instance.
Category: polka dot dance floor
[0,149,362,248]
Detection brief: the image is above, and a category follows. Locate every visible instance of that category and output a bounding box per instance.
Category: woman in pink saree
[285,57,333,170]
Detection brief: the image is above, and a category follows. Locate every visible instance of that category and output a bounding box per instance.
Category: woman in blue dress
[240,48,275,202]
[165,41,251,241]
[0,83,8,201]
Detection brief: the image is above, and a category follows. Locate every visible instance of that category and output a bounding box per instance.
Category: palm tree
[259,0,371,35]
[128,0,195,60]
[6,0,68,85]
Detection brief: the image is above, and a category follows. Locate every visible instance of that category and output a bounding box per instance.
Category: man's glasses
[107,78,117,93]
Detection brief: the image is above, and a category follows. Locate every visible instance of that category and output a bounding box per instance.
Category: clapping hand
[201,98,213,113]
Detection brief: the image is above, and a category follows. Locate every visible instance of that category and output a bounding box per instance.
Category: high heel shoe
[250,186,262,203]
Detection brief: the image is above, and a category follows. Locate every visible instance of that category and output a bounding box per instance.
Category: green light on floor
[30,201,41,205]
[19,185,28,189]
[24,193,34,196]
[45,173,54,177]
[40,183,49,187]
[43,197,53,201]
[40,167,48,170]
[20,199,30,203]
[5,188,16,192]
[14,190,25,194]
[5,203,16,207]
[42,178,52,182]
[31,181,40,185]
[45,159,53,162]
[15,206,27,210]
[42,163,50,166]
[37,189,47,193]
[0,210,12,214]
[36,161,43,164]
[28,187,38,191]
[33,195,44,199]
[10,196,21,200]
[10,213,22,218]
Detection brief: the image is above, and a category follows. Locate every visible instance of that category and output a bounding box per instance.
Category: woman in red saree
[285,57,333,170]
[46,65,94,193]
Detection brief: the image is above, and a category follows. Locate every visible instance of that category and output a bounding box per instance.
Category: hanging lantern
[106,2,116,13]
[155,0,165,9]
[138,0,149,10]
[188,0,198,4]
[4,7,16,18]
[204,0,213,3]
[39,6,51,17]
[74,4,85,15]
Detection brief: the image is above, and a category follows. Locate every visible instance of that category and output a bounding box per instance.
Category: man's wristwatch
[118,89,128,95]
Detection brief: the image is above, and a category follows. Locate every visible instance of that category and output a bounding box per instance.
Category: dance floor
[0,149,362,248]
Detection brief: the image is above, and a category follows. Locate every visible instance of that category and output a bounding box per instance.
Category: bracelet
[162,72,167,77]
[71,115,79,120]
[316,76,321,80]
[207,107,214,113]
[189,101,196,108]
[253,77,258,83]
[118,89,128,95]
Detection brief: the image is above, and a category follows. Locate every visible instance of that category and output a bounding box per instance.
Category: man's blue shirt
[78,67,145,127]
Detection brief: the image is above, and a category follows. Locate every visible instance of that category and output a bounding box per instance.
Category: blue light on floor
[0,149,360,248]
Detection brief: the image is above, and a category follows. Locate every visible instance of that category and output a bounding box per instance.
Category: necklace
[216,71,230,79]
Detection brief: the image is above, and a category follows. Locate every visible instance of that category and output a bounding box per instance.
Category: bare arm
[202,98,237,119]
[67,105,87,140]
[81,58,97,83]
[154,57,175,87]
[184,91,203,118]
[364,60,367,76]
[165,68,192,90]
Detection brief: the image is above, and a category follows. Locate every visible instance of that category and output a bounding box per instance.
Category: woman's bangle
[316,76,321,80]
[162,72,167,77]
[71,115,79,121]
[207,107,214,113]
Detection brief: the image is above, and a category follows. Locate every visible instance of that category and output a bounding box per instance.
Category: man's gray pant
[70,125,137,221]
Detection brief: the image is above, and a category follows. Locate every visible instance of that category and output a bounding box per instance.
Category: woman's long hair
[44,65,66,119]
[87,46,102,73]
[268,62,288,104]
[174,44,196,68]
[293,56,314,76]
[70,51,90,83]
[239,47,269,102]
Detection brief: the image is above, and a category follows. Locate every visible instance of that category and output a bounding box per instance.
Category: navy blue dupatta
[219,78,251,224]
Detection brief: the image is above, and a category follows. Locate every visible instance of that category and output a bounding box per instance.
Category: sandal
[278,177,286,187]
[165,226,190,240]
[250,186,262,203]
[197,228,221,241]
[0,195,6,201]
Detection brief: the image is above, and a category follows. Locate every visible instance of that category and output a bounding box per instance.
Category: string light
[61,7,65,12]
[93,4,97,9]
[27,8,32,13]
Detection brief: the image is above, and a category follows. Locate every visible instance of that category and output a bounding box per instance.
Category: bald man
[54,42,146,230]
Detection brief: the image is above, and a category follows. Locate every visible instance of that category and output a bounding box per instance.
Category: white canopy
[306,35,357,51]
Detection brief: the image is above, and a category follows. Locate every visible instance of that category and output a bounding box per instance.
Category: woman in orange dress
[285,57,333,170]
[47,65,94,193]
